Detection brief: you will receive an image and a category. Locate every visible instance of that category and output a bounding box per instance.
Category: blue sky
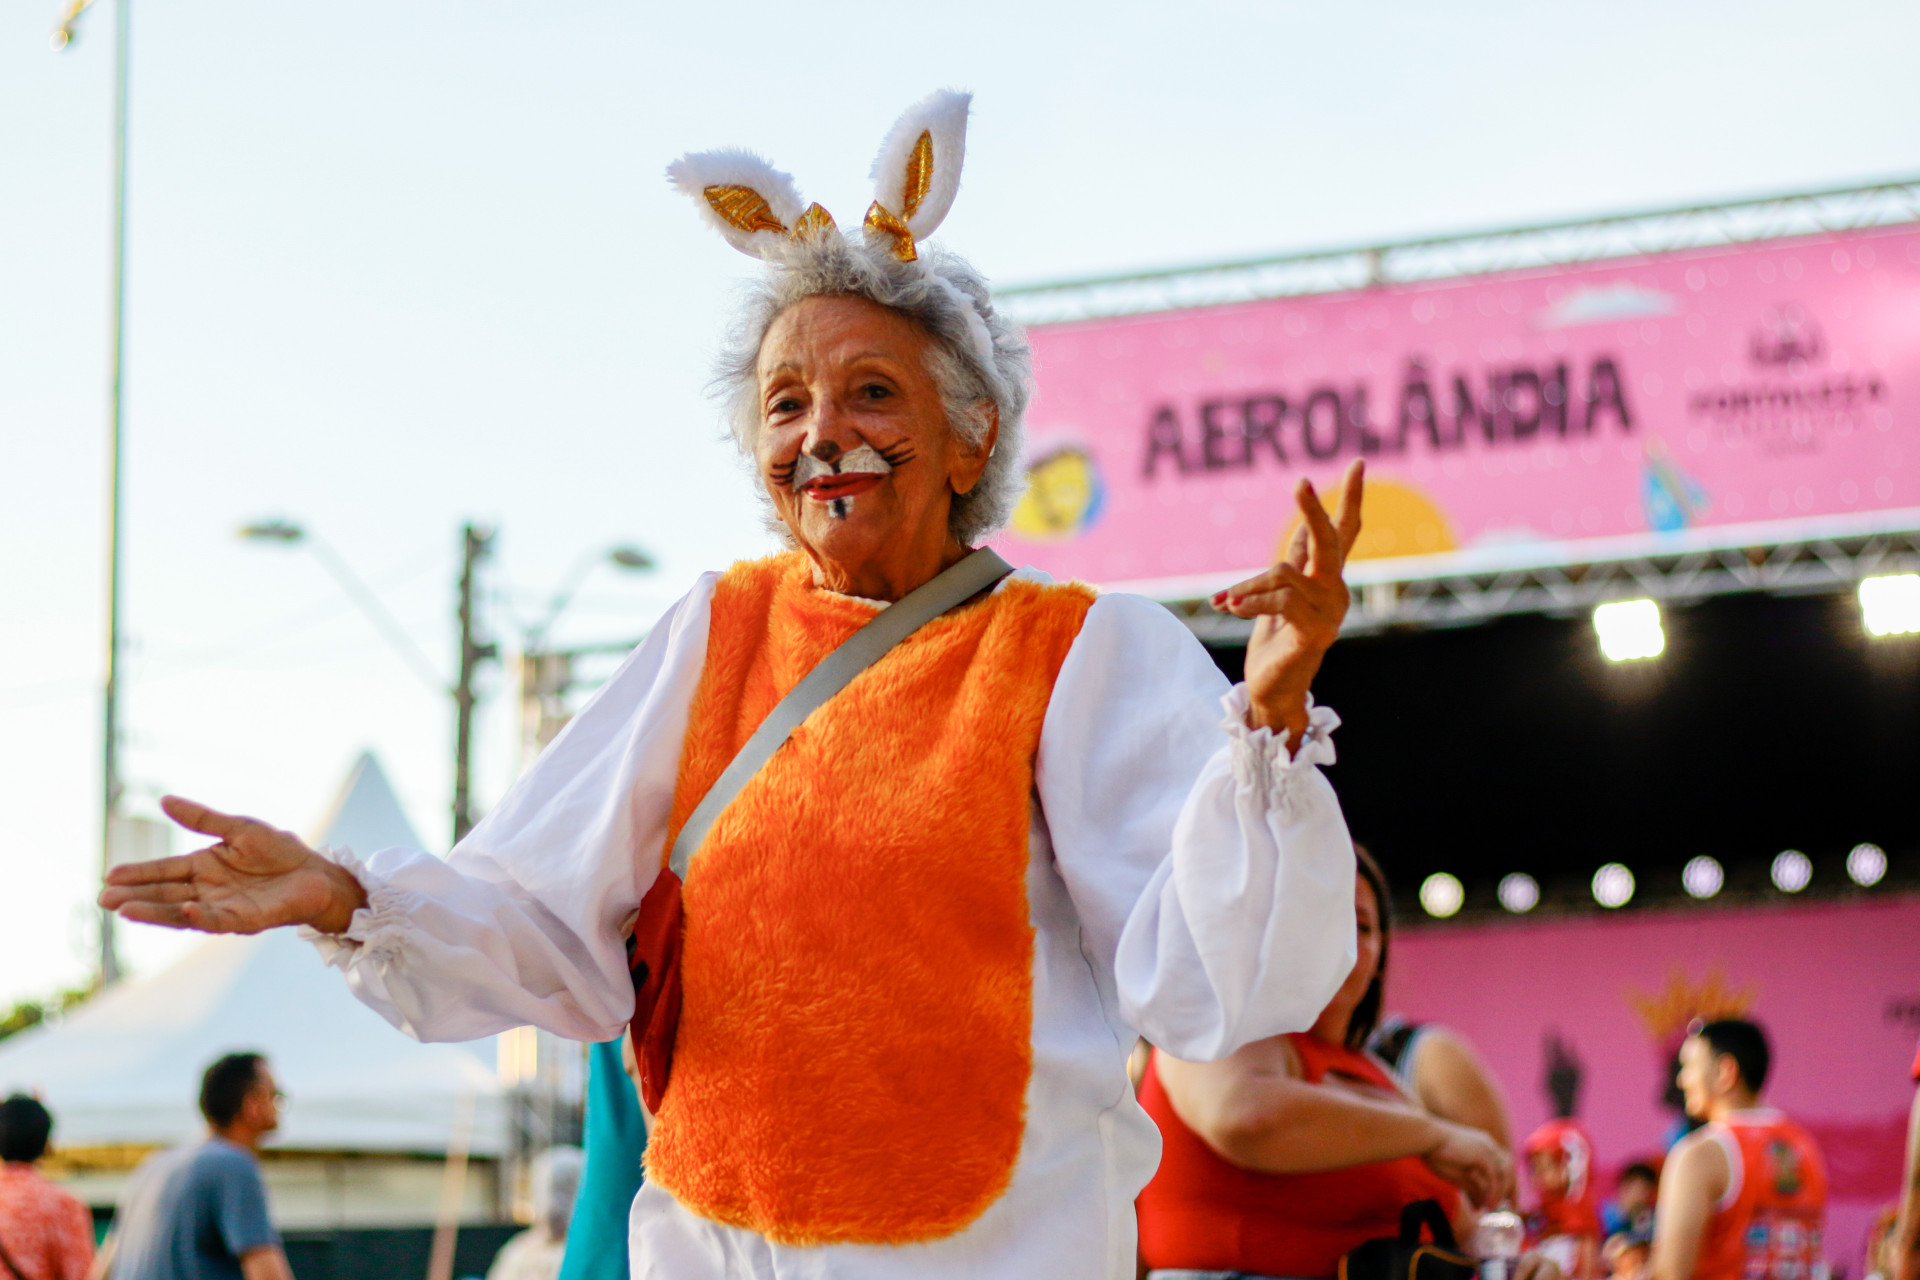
[4,0,1917,1003]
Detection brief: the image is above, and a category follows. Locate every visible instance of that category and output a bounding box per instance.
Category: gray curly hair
[712,235,1031,546]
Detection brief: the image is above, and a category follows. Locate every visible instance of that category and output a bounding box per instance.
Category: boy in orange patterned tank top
[1650,1020,1827,1280]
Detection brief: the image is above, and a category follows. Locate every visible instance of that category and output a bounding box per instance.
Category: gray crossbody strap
[667,547,1015,879]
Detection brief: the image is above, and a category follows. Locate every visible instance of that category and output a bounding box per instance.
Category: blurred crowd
[5,849,1916,1280]
[1118,848,1917,1280]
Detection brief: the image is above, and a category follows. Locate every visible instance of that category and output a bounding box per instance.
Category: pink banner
[997,227,1920,594]
[1390,896,1920,1276]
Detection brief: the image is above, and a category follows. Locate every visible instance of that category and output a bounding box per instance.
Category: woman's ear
[949,403,999,496]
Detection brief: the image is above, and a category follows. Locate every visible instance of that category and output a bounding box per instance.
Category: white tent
[0,753,509,1156]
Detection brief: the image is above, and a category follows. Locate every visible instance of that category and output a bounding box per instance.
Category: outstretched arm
[100,797,366,935]
[98,581,713,1043]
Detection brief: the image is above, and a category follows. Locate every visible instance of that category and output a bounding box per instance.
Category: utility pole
[453,524,497,843]
[58,0,136,988]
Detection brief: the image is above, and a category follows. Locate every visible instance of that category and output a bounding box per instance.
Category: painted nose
[806,439,842,464]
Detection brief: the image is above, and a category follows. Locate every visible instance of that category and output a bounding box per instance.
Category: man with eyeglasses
[89,1053,292,1280]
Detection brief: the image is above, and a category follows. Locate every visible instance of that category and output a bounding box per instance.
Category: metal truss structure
[998,176,1920,327]
[1174,526,1920,644]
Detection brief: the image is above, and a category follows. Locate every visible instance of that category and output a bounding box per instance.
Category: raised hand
[1211,460,1365,750]
[98,795,367,936]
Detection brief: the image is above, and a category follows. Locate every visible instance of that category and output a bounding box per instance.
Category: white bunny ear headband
[666,90,998,371]
[667,88,970,263]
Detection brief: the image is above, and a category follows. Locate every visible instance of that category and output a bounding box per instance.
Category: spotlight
[1847,843,1887,887]
[1771,850,1812,893]
[1497,873,1540,914]
[1592,863,1635,908]
[1682,855,1724,899]
[1420,873,1465,919]
[1860,574,1920,636]
[1593,599,1665,661]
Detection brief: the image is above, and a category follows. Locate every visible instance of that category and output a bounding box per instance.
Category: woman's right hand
[98,795,369,936]
[1422,1119,1515,1208]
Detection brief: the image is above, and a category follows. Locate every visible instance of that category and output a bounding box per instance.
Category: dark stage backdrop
[1207,589,1920,909]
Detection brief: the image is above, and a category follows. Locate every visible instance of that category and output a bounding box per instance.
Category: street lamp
[524,544,656,651]
[518,546,656,762]
[240,518,501,842]
[238,520,444,692]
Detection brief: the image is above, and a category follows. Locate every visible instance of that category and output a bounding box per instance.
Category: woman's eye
[861,383,891,400]
[770,397,802,414]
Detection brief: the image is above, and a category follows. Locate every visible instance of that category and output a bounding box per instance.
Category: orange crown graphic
[1629,967,1757,1044]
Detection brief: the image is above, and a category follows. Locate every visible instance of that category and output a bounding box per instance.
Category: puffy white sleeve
[1035,592,1358,1062]
[300,575,716,1044]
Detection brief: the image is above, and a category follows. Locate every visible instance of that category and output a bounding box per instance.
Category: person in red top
[1650,1019,1827,1280]
[0,1095,95,1280]
[1887,1039,1919,1280]
[1523,1118,1604,1279]
[1136,848,1513,1280]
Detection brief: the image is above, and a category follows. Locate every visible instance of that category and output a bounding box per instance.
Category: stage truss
[998,175,1920,326]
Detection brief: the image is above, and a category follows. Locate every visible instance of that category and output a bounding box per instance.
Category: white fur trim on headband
[869,89,970,242]
[667,149,809,259]
[930,272,998,376]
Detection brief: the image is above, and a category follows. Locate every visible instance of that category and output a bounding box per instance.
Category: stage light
[1682,855,1724,899]
[1771,850,1812,893]
[1497,873,1539,914]
[1847,843,1887,887]
[1420,873,1465,919]
[1592,863,1635,908]
[1860,574,1920,636]
[1593,599,1665,661]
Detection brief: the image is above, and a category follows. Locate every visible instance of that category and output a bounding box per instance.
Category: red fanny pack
[627,870,683,1113]
[622,549,1014,1114]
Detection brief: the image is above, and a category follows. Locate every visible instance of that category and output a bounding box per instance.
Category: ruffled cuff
[1220,684,1341,817]
[297,846,418,970]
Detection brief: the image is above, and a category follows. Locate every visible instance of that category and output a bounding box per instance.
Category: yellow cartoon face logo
[1275,477,1457,562]
[1012,445,1105,541]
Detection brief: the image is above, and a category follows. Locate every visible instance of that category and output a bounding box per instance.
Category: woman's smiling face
[755,294,994,597]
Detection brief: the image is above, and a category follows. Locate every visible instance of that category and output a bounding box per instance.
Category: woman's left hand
[1212,460,1365,751]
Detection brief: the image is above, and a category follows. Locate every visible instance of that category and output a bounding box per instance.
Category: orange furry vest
[642,552,1095,1246]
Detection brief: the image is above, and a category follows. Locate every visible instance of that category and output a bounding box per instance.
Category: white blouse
[305,566,1359,1280]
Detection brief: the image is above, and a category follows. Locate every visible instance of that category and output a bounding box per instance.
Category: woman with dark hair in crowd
[1136,848,1516,1280]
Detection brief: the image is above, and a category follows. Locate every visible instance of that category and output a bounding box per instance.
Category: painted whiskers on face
[785,443,909,520]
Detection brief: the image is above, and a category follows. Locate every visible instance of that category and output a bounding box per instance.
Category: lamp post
[240,520,480,843]
[517,546,655,763]
[240,523,651,842]
[238,521,444,690]
[55,0,133,987]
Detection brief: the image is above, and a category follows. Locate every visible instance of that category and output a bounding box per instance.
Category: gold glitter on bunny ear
[900,131,934,218]
[791,203,838,241]
[863,201,917,262]
[703,185,789,235]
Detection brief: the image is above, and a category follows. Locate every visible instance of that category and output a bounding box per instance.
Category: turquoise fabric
[557,1038,647,1280]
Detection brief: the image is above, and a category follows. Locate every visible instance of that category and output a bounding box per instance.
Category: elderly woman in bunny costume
[103,92,1369,1279]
